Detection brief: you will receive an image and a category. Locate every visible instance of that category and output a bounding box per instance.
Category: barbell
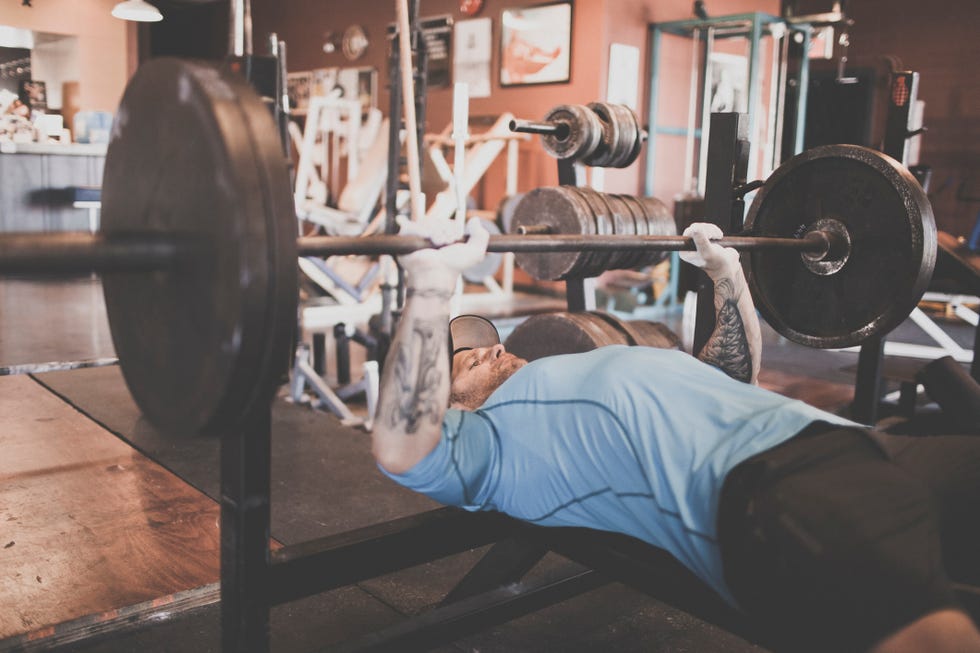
[0,58,936,436]
[509,101,646,168]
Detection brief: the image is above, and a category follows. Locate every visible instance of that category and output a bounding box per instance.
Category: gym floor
[0,275,974,652]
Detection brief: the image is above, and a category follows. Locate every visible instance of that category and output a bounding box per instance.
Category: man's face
[450,344,527,410]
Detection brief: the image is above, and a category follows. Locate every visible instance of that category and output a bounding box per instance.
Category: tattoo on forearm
[699,277,752,383]
[382,317,446,433]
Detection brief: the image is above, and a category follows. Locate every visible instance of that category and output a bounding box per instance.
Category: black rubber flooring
[33,365,765,653]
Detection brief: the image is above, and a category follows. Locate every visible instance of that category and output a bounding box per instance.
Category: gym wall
[0,0,135,113]
[845,0,980,236]
[251,0,778,215]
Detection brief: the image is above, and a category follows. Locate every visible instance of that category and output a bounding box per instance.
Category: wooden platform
[0,375,221,643]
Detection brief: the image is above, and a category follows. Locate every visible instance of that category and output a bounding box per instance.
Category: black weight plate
[540,104,602,161]
[605,193,644,269]
[584,102,620,168]
[560,186,603,277]
[567,312,627,348]
[101,58,298,434]
[608,104,639,168]
[568,187,615,274]
[504,311,626,362]
[595,190,638,271]
[625,108,645,168]
[636,195,676,268]
[504,313,603,362]
[587,311,638,345]
[744,144,936,348]
[510,187,593,280]
[626,319,682,350]
[619,194,650,268]
[591,311,681,349]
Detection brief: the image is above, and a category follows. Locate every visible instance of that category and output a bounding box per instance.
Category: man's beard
[451,357,524,410]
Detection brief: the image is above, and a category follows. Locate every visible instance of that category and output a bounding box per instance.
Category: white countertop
[0,142,107,156]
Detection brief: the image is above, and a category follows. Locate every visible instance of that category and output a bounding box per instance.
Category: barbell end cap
[799,220,853,276]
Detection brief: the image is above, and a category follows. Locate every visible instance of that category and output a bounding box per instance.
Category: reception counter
[0,142,106,232]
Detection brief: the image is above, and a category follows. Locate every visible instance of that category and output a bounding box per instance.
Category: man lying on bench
[371,216,980,653]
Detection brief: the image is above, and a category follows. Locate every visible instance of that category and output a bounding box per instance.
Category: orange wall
[0,0,136,112]
[602,0,779,200]
[253,0,778,210]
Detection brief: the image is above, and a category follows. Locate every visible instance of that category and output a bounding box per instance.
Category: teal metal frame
[644,12,812,309]
[644,12,812,195]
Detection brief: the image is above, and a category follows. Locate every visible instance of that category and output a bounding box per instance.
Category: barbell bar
[0,230,838,274]
[509,119,565,138]
[510,102,647,168]
[298,231,835,256]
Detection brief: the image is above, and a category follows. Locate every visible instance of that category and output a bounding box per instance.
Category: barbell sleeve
[0,232,183,274]
[509,119,569,139]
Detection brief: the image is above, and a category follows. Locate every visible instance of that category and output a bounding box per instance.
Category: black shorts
[717,422,960,652]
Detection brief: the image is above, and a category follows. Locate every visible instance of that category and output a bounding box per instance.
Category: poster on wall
[19,79,46,111]
[606,43,639,110]
[311,68,340,99]
[422,16,453,88]
[499,2,572,86]
[708,53,748,113]
[337,67,378,118]
[454,18,492,98]
[286,71,312,112]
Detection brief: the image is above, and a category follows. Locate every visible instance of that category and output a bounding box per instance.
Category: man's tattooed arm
[384,316,448,433]
[373,285,455,474]
[697,269,762,385]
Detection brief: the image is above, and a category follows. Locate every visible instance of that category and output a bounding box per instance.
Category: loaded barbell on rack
[0,58,936,435]
[509,101,647,168]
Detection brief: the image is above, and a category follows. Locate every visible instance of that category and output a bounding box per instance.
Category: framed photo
[19,79,47,112]
[500,1,572,87]
[286,71,312,112]
[708,53,748,114]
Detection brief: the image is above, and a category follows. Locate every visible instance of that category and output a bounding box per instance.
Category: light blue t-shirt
[383,346,857,605]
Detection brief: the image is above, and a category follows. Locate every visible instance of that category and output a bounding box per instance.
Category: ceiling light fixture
[111,0,163,23]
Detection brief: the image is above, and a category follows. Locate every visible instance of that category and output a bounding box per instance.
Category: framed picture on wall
[499,1,572,86]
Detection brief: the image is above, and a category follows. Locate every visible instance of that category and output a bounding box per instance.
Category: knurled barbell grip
[297,231,832,257]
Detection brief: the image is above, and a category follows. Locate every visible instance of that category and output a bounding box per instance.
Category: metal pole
[644,25,663,197]
[509,120,566,137]
[221,402,272,653]
[229,0,252,58]
[296,232,831,257]
[0,233,181,274]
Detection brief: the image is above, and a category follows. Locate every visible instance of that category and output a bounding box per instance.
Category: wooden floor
[0,375,221,642]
